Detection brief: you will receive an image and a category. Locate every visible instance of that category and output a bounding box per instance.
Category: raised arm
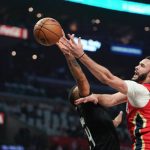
[57,40,124,127]
[78,54,128,94]
[59,35,128,95]
[57,41,90,97]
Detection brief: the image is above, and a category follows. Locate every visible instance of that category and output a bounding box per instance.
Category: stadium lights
[32,54,38,60]
[11,51,16,56]
[65,0,150,16]
[28,7,34,12]
[144,27,150,31]
[36,13,42,18]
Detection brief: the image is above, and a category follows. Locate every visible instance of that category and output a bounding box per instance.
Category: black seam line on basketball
[43,19,57,25]
[35,29,41,43]
[41,26,60,38]
[41,23,61,26]
[39,21,48,42]
[35,24,43,42]
[34,29,41,32]
[40,29,49,45]
[38,19,49,25]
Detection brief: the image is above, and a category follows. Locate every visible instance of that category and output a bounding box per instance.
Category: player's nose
[135,65,139,70]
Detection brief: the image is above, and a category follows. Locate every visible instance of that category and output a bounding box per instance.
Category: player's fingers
[60,38,71,49]
[74,99,82,105]
[56,41,64,49]
[62,37,73,49]
[78,37,81,45]
[59,41,70,54]
[116,111,123,122]
[68,34,72,39]
[56,42,60,47]
[69,38,74,46]
[67,34,77,49]
[61,36,70,44]
[74,98,85,105]
[119,111,123,115]
[94,99,98,104]
[59,40,67,48]
[68,34,76,45]
[118,111,123,121]
[116,111,123,118]
[83,99,88,103]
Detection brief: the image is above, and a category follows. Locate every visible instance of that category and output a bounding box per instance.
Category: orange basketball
[33,17,63,46]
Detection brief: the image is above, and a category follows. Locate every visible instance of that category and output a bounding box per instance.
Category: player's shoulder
[125,80,150,95]
[125,80,137,85]
[125,80,143,88]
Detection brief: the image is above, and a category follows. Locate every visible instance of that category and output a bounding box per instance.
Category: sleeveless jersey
[127,83,150,150]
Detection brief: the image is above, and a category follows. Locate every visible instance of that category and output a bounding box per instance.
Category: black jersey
[76,102,120,150]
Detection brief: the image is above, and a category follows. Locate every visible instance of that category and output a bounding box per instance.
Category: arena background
[0,0,149,150]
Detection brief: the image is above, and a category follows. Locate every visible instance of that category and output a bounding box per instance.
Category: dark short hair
[68,86,92,105]
[145,56,150,60]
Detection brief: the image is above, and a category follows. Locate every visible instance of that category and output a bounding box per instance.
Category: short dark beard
[132,73,148,83]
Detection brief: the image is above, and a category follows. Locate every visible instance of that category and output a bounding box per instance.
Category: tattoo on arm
[67,58,83,79]
[70,59,80,68]
[66,55,90,96]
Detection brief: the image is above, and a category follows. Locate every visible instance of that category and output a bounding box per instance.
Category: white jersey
[125,80,150,108]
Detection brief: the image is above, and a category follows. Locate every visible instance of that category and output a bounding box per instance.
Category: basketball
[33,17,63,46]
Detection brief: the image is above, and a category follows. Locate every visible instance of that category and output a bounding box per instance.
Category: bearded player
[59,34,150,150]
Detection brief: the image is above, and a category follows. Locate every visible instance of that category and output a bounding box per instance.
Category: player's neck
[140,78,150,84]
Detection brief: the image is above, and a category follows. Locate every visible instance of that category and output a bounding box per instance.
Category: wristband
[77,53,85,60]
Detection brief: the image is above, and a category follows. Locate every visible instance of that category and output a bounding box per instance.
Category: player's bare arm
[60,35,128,95]
[57,41,90,97]
[75,92,127,107]
[66,55,90,97]
[79,54,128,94]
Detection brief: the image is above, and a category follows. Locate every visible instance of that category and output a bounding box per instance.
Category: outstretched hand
[74,94,98,105]
[57,34,84,58]
[67,34,84,58]
[56,36,72,55]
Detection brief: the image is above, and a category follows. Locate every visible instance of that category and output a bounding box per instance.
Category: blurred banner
[0,145,24,150]
[74,37,101,52]
[0,111,6,144]
[110,44,142,56]
[0,25,28,40]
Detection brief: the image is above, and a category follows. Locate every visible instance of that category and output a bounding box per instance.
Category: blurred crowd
[0,93,131,149]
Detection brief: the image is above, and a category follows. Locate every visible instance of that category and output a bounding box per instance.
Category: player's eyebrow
[139,62,145,67]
